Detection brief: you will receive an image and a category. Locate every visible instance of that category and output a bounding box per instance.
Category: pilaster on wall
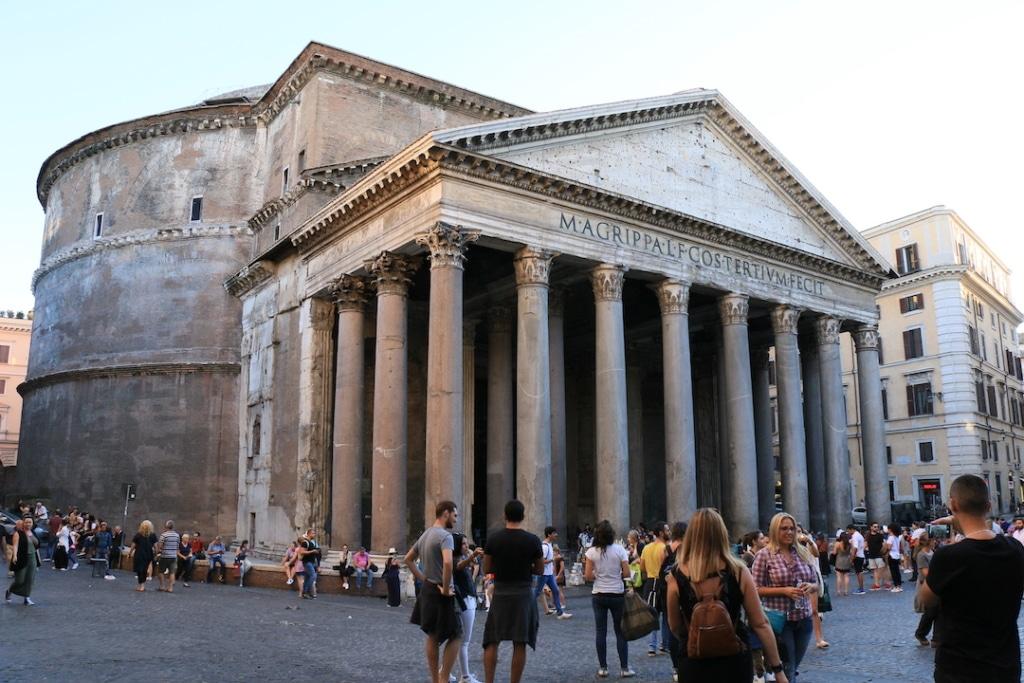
[295,297,335,535]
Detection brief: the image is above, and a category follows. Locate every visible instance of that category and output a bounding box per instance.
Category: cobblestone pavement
[2,566,1020,682]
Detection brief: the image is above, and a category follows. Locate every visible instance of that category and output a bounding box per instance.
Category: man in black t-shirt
[864,523,887,589]
[482,500,543,683]
[919,474,1024,683]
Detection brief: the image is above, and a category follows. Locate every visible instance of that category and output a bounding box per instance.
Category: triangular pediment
[436,92,890,275]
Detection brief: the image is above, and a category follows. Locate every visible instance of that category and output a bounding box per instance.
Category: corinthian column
[751,346,776,530]
[549,289,568,537]
[328,275,371,547]
[296,296,335,536]
[463,320,477,538]
[656,279,697,523]
[367,251,418,551]
[771,305,809,528]
[416,222,479,527]
[816,315,852,534]
[592,264,630,534]
[855,325,889,528]
[514,247,555,533]
[800,339,828,533]
[626,347,645,526]
[718,294,759,535]
[486,306,514,529]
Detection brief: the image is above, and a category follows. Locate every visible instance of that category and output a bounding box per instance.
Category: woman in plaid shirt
[752,513,818,682]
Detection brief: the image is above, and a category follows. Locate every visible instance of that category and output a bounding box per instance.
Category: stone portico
[228,91,892,553]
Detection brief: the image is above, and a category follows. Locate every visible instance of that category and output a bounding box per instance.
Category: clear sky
[2,1,1021,316]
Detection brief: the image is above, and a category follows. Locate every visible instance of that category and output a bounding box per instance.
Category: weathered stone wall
[17,369,238,533]
[20,122,259,536]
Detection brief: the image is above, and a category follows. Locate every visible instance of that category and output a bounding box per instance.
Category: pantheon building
[19,42,892,555]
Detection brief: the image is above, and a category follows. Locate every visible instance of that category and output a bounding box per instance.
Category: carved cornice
[415,221,480,270]
[292,149,444,252]
[443,99,713,153]
[18,361,239,395]
[248,178,340,232]
[33,224,252,293]
[718,293,749,326]
[225,260,276,298]
[37,109,258,206]
[366,252,419,297]
[815,316,842,346]
[770,305,802,336]
[513,247,555,287]
[327,274,372,311]
[38,42,529,208]
[489,306,512,334]
[591,264,626,302]
[853,324,880,351]
[439,94,887,278]
[435,147,888,289]
[654,279,689,316]
[255,48,529,127]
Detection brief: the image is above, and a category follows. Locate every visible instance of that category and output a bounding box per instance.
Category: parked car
[851,506,867,525]
[0,510,49,544]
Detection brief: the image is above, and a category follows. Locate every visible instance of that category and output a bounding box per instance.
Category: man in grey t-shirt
[405,500,461,683]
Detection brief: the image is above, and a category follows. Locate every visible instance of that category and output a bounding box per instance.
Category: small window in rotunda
[190,196,203,222]
[94,213,104,238]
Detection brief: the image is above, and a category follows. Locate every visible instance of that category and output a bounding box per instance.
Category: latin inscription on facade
[559,213,827,297]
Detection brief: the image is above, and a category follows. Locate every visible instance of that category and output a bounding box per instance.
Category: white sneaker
[620,669,636,678]
[24,598,35,606]
[460,676,483,683]
[557,612,573,619]
[596,669,609,679]
[287,578,294,585]
[104,575,116,580]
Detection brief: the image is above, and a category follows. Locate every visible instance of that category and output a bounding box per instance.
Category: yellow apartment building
[843,207,1024,516]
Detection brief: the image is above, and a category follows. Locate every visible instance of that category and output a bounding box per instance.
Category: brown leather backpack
[683,573,745,659]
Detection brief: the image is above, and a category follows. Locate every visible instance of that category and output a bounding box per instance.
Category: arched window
[250,417,261,460]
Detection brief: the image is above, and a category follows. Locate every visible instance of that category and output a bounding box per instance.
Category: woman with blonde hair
[130,520,158,592]
[666,508,788,683]
[752,513,818,682]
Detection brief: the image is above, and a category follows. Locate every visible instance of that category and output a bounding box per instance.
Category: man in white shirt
[533,526,571,619]
[846,524,867,595]
[1011,518,1024,546]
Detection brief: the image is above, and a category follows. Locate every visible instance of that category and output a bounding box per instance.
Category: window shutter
[906,385,915,416]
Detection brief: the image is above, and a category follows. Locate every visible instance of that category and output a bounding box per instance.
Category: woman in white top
[584,520,635,679]
[884,525,903,592]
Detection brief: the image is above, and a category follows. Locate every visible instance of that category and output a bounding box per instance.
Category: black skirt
[410,581,463,643]
[482,580,539,649]
[53,545,69,570]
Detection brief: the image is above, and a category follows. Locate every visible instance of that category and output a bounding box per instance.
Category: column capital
[770,305,802,335]
[853,324,880,351]
[654,279,689,315]
[327,274,372,311]
[513,247,556,286]
[815,315,842,346]
[365,251,420,297]
[489,306,513,334]
[415,221,480,270]
[718,293,749,326]
[591,264,626,302]
[305,297,336,331]
[549,287,566,317]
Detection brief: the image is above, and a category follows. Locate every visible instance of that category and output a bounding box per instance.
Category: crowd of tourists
[8,474,1024,683]
[405,475,1024,683]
